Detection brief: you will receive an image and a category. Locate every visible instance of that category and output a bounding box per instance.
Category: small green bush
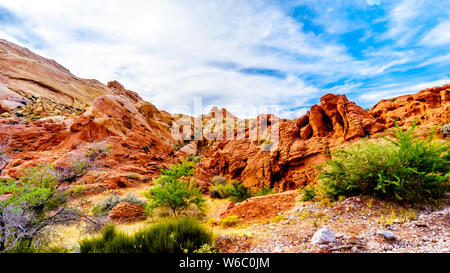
[210,180,251,202]
[317,122,449,204]
[220,215,239,227]
[80,217,213,253]
[92,193,146,216]
[68,185,85,197]
[211,176,227,186]
[121,192,147,207]
[300,184,316,201]
[188,154,204,164]
[126,174,140,180]
[253,185,276,197]
[92,193,121,216]
[145,161,206,217]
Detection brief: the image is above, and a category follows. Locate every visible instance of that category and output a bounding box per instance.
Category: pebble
[311,228,337,245]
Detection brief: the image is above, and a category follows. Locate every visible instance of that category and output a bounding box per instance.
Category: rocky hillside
[0,39,448,197]
[0,40,180,195]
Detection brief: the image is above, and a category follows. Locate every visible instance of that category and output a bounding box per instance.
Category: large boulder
[218,191,297,221]
[108,202,146,223]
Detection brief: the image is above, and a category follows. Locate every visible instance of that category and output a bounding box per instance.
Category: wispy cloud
[421,20,450,46]
[0,0,449,118]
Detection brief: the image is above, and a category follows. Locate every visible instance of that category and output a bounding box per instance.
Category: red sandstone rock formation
[197,93,386,191]
[0,43,179,192]
[218,190,298,221]
[0,92,178,192]
[370,84,450,128]
[108,202,146,223]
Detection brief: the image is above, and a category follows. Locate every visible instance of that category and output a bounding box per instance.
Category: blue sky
[0,0,449,118]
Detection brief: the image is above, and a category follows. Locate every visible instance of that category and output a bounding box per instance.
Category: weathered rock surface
[0,39,113,111]
[0,84,178,192]
[370,84,450,128]
[377,230,397,241]
[197,85,449,191]
[108,202,146,223]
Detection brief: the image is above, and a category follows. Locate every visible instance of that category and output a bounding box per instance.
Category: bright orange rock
[108,202,146,223]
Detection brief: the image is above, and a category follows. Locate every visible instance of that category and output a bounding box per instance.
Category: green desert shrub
[210,180,251,202]
[211,175,227,186]
[0,164,90,252]
[145,161,206,217]
[300,184,317,201]
[317,122,449,204]
[220,215,239,227]
[80,217,213,253]
[92,193,147,216]
[252,185,276,197]
[121,192,147,207]
[188,154,204,164]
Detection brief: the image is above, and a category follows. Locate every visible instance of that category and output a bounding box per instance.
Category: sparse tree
[145,161,206,217]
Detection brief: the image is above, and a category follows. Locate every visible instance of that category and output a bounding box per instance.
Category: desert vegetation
[80,217,213,253]
[0,141,115,253]
[307,122,449,205]
[145,161,206,217]
[92,192,147,216]
[0,164,100,252]
[210,176,276,202]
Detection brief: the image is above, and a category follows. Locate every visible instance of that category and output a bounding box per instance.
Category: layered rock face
[108,202,146,223]
[0,91,177,192]
[0,39,114,112]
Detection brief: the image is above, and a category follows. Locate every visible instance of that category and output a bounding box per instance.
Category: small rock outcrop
[370,84,450,128]
[108,202,146,223]
[218,191,297,221]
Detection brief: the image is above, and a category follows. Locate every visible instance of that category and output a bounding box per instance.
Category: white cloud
[358,78,450,104]
[421,20,450,46]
